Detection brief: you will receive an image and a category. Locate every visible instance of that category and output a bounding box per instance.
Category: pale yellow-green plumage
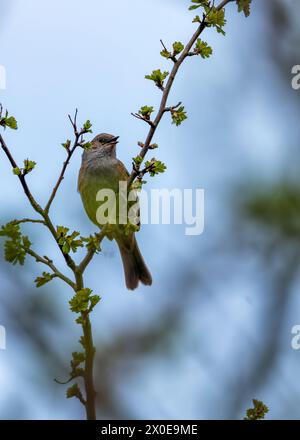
[78,133,152,290]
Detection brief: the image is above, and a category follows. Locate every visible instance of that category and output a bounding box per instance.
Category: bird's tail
[116,235,152,290]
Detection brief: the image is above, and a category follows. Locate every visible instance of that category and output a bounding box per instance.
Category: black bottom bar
[0,420,298,438]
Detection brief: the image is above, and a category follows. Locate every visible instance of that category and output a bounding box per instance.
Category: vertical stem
[82,315,97,420]
[75,271,97,420]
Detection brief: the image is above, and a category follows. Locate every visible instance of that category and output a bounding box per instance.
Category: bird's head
[90,133,119,157]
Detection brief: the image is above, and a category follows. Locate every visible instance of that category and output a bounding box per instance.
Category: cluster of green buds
[0,105,18,130]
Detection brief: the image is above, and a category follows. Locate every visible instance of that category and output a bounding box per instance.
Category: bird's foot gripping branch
[0,0,252,420]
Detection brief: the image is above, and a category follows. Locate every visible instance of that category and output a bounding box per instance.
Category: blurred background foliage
[0,0,300,419]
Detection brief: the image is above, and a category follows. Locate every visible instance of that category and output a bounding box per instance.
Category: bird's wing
[116,160,130,179]
[116,160,141,232]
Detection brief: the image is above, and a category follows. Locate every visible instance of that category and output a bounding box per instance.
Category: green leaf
[69,232,83,253]
[69,288,92,313]
[69,288,100,314]
[172,41,184,55]
[133,155,143,166]
[35,272,56,288]
[244,399,269,420]
[66,383,84,401]
[23,159,36,174]
[56,226,69,237]
[145,69,169,89]
[0,222,31,266]
[3,240,26,265]
[171,106,188,126]
[188,0,210,11]
[160,42,184,59]
[12,167,21,176]
[82,142,92,150]
[0,223,22,265]
[22,235,31,249]
[138,106,154,120]
[153,160,167,175]
[71,351,85,368]
[194,39,213,58]
[4,116,18,130]
[145,158,167,177]
[56,226,83,254]
[81,234,101,253]
[83,120,93,133]
[61,139,71,150]
[205,6,227,35]
[161,41,184,59]
[90,295,101,311]
[160,49,172,59]
[236,0,252,17]
[0,109,18,130]
[0,222,21,240]
[192,15,201,23]
[79,335,86,347]
[130,179,146,191]
[11,160,36,177]
[124,222,140,236]
[76,316,84,325]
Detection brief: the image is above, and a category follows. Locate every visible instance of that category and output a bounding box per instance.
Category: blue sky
[1,0,300,419]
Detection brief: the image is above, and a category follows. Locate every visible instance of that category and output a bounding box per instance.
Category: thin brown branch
[25,247,76,289]
[68,108,79,135]
[128,0,234,186]
[131,112,155,127]
[0,130,77,271]
[45,111,82,214]
[1,113,94,418]
[77,229,108,275]
[44,147,77,214]
[74,271,96,420]
[164,101,182,113]
[160,39,177,63]
[12,218,46,226]
[218,0,235,9]
[0,133,44,214]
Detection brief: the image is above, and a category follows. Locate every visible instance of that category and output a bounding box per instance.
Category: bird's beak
[109,136,119,144]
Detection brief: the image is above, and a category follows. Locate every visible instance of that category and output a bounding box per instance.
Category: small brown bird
[78,133,152,290]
